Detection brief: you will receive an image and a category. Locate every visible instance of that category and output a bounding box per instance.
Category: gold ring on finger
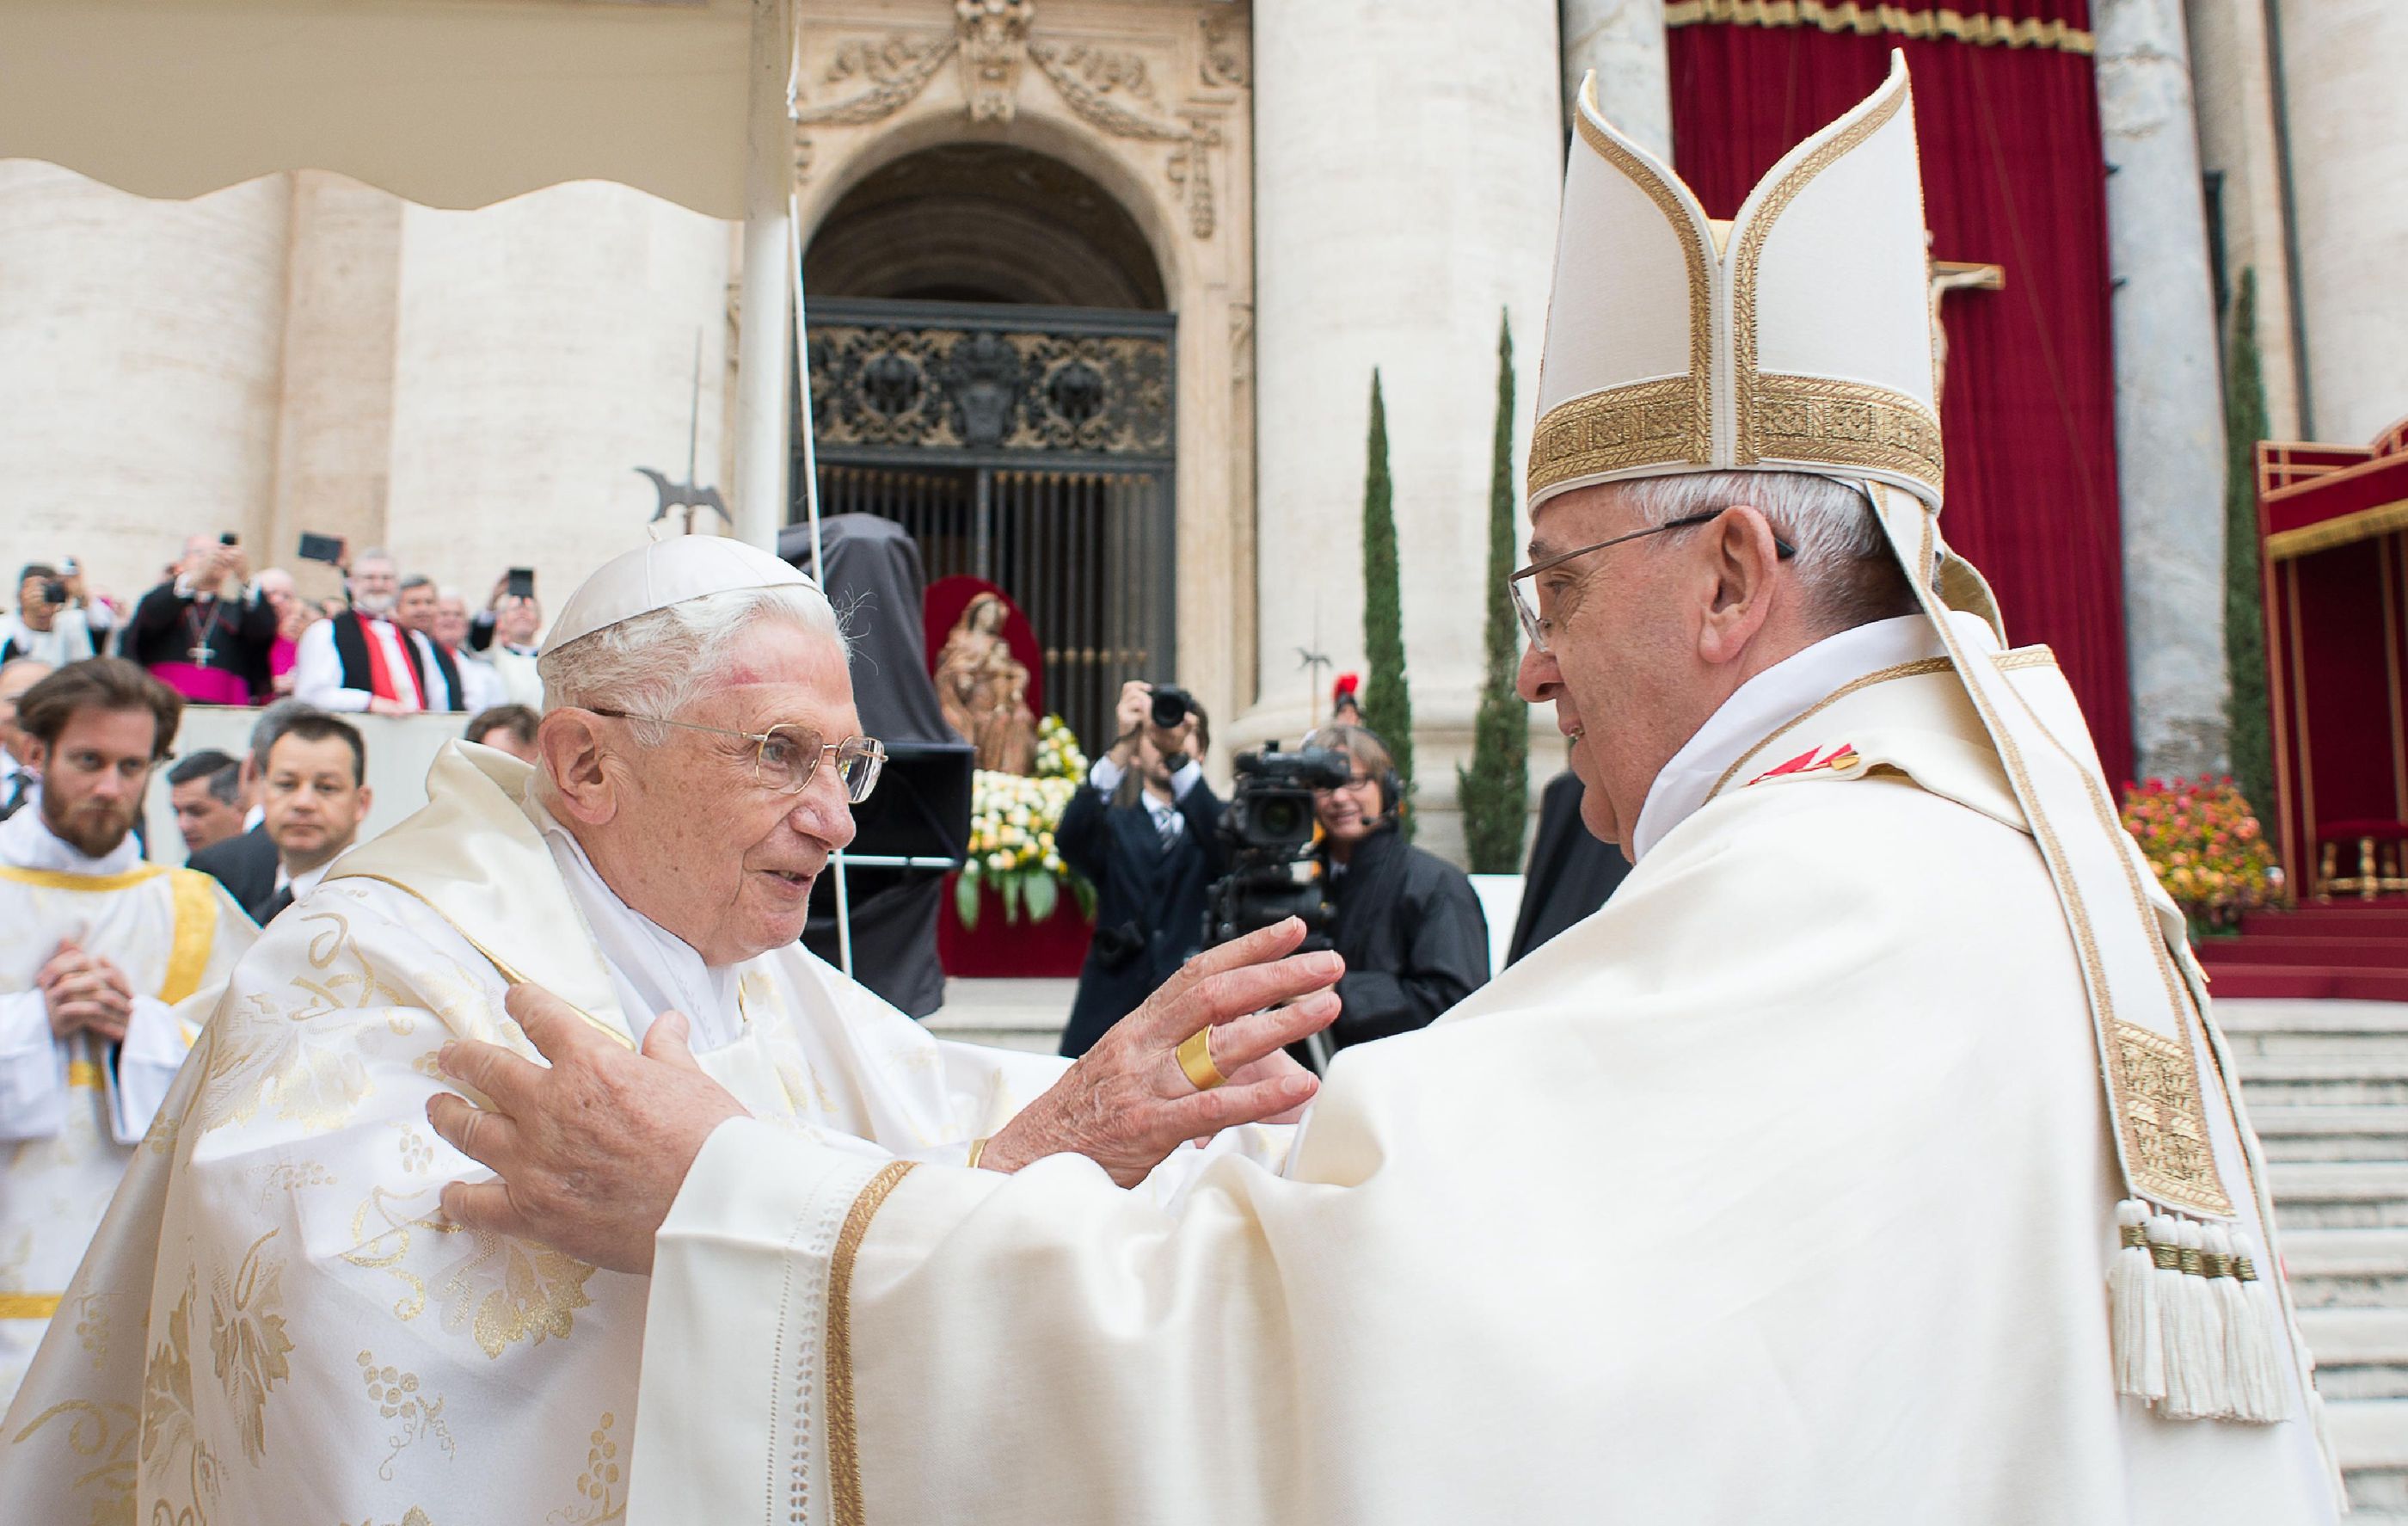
[1176,1028,1227,1092]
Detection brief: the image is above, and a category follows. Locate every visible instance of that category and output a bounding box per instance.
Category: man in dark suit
[1055,682,1226,1059]
[1506,768,1631,966]
[186,699,322,919]
[249,713,371,924]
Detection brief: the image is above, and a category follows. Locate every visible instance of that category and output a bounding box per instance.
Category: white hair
[537,584,848,744]
[1612,470,1922,631]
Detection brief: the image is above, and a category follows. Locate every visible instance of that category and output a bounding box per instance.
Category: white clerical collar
[279,854,341,900]
[1629,611,1999,862]
[524,788,741,1052]
[0,796,143,877]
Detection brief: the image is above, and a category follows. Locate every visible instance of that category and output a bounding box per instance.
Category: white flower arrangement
[957,715,1095,928]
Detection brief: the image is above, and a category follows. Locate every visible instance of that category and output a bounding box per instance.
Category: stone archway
[789,0,1255,755]
[806,142,1164,310]
[799,142,1176,753]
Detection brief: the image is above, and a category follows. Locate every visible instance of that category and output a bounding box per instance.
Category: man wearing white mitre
[0,660,255,1410]
[0,535,1335,1523]
[410,58,2345,1526]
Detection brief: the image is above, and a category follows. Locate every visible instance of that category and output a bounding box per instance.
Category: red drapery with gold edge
[1668,0,2135,787]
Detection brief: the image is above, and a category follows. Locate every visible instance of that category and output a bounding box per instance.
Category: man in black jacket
[1305,723,1489,1062]
[1506,768,1631,965]
[185,699,321,917]
[1055,681,1226,1059]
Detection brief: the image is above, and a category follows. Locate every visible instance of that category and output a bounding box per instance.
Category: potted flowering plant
[2119,775,2284,935]
[956,714,1096,928]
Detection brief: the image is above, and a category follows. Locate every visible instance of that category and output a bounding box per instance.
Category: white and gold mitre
[1527,52,1939,513]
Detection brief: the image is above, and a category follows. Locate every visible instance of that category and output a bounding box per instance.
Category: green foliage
[1361,369,1416,836]
[2222,268,2275,820]
[1458,313,1531,873]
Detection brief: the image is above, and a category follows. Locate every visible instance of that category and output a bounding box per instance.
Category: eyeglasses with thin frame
[587,708,888,803]
[1506,509,1797,655]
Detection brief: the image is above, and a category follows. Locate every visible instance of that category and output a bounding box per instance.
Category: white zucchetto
[541,534,818,655]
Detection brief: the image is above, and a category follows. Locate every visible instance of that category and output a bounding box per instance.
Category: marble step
[2250,1105,2408,1161]
[2330,1398,2408,1511]
[2284,1230,2408,1314]
[924,978,1074,1056]
[2273,1164,2408,1229]
[2302,1309,2408,1401]
[2237,1056,2408,1108]
[2219,1000,2408,1062]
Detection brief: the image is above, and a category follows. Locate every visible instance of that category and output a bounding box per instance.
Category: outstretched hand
[427,985,746,1275]
[978,918,1342,1184]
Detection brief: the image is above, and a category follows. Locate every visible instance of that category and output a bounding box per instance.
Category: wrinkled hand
[979,919,1342,1184]
[427,984,749,1275]
[38,940,132,1043]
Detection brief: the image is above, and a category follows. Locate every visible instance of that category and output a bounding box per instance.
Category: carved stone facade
[792,0,1257,749]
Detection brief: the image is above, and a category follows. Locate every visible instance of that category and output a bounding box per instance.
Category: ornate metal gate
[801,298,1176,755]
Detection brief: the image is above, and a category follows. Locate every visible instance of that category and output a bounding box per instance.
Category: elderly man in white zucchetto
[0,535,1335,1526]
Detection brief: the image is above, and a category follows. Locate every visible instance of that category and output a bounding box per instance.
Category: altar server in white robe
[413,56,2343,1526]
[0,659,253,1406]
[0,537,1330,1525]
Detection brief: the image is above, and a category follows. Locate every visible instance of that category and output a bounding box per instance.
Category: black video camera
[1204,742,1352,949]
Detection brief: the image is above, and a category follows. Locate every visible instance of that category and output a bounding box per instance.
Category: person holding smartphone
[121,534,277,705]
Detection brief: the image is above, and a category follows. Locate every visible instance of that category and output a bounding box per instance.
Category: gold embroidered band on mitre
[1749,375,1944,486]
[1528,377,1711,495]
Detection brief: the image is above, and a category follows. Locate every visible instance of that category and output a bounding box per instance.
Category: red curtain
[1668,1,2135,786]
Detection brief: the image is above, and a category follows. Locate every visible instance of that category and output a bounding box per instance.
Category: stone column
[1560,0,1672,160]
[2277,0,2408,445]
[269,171,404,609]
[1250,0,1563,858]
[2097,0,2231,778]
[0,163,290,612]
[382,182,732,607]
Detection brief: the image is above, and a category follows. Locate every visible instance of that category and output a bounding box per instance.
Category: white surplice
[626,637,2338,1526]
[0,807,253,1408]
[0,743,1284,1524]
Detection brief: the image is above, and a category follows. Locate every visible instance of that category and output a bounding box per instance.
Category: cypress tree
[1459,313,1530,872]
[1361,370,1415,834]
[2222,268,2274,816]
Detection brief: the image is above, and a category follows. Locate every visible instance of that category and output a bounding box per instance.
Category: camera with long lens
[1204,741,1351,950]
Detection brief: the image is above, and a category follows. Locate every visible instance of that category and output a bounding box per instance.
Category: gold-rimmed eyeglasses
[588,708,888,803]
[1506,510,1797,655]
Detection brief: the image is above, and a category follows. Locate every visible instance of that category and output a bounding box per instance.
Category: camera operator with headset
[1055,679,1227,1060]
[1303,723,1489,1063]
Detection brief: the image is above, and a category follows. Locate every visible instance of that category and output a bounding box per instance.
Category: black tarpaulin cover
[783,514,973,1018]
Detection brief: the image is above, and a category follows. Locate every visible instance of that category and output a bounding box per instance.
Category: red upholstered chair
[2317,819,2408,901]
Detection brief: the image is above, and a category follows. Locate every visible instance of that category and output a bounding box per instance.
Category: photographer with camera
[1305,723,1489,1061]
[3,560,114,668]
[1055,680,1227,1060]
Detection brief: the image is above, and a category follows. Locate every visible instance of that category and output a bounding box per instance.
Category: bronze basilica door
[800,298,1176,755]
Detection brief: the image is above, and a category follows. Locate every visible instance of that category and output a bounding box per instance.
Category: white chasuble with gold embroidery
[626,649,2337,1526]
[0,806,252,1410]
[0,744,1285,1524]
